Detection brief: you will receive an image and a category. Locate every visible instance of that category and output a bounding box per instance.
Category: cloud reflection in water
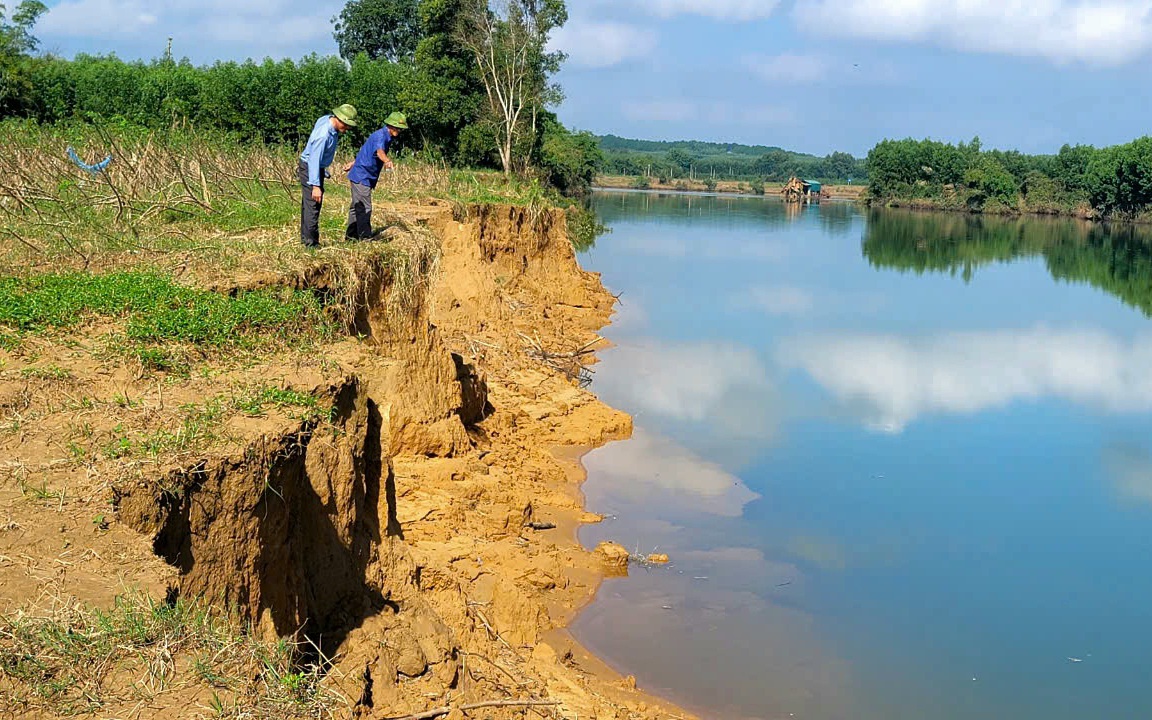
[582,428,759,517]
[593,338,779,464]
[780,328,1152,432]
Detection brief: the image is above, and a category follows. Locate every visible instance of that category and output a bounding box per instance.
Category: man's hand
[343,161,354,173]
[311,186,322,203]
[384,158,394,171]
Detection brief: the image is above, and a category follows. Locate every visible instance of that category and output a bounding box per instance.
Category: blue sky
[32,0,1152,156]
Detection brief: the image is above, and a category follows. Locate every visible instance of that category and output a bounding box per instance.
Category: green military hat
[384,111,408,130]
[332,104,359,127]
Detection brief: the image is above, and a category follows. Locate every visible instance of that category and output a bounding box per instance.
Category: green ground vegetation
[865,136,1152,219]
[0,272,332,347]
[598,134,867,185]
[0,591,346,717]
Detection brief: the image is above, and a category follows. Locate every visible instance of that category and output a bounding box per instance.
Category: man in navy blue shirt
[299,104,358,247]
[343,112,408,240]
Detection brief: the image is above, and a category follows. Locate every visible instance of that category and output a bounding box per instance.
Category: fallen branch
[517,333,602,388]
[386,699,560,720]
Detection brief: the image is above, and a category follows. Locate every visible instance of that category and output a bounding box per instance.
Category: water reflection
[780,329,1152,432]
[863,209,1152,315]
[579,193,1152,720]
[1104,444,1152,506]
[595,189,857,236]
[732,284,888,319]
[582,428,759,518]
[593,338,779,464]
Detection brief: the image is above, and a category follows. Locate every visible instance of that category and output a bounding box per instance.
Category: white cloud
[734,103,798,126]
[582,428,760,516]
[40,0,159,35]
[622,99,694,123]
[779,328,1152,432]
[645,0,780,20]
[742,52,829,84]
[580,0,780,21]
[551,20,657,67]
[623,98,797,128]
[39,0,338,57]
[798,0,1152,66]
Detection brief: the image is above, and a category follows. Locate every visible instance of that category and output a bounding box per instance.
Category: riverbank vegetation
[0,0,601,196]
[597,135,867,186]
[866,136,1152,220]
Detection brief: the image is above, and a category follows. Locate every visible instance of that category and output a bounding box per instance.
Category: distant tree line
[0,0,602,195]
[598,135,868,184]
[866,136,1152,217]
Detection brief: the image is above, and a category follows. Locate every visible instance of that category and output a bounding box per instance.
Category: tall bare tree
[458,0,566,175]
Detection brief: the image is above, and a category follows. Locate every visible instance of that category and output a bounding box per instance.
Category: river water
[575,191,1152,720]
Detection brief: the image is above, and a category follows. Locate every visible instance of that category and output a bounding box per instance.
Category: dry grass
[0,590,350,718]
[0,121,552,281]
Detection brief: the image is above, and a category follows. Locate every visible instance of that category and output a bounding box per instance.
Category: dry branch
[517,333,603,388]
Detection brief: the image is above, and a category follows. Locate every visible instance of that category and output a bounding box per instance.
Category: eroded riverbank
[0,201,692,720]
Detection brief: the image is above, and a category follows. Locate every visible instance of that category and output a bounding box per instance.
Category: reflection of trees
[863,208,1152,314]
[592,190,856,236]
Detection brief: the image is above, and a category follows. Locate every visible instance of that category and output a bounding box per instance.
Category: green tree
[333,0,422,62]
[458,0,567,174]
[0,0,46,114]
[1053,143,1096,196]
[1087,137,1152,215]
[823,151,856,181]
[665,147,692,172]
[963,156,1018,208]
[538,115,600,195]
[400,0,485,158]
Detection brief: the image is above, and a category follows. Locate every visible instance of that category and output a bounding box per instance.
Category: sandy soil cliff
[0,202,693,720]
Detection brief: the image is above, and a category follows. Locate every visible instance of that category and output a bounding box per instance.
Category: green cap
[384,111,408,130]
[332,104,359,127]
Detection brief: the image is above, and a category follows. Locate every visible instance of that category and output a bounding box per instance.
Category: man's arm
[303,131,326,188]
[376,148,393,170]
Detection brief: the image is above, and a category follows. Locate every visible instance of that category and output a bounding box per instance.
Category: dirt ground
[0,201,694,720]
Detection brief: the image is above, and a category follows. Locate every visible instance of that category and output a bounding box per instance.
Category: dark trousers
[298,160,324,246]
[346,181,374,240]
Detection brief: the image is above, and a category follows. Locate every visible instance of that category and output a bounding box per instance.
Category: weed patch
[0,272,334,349]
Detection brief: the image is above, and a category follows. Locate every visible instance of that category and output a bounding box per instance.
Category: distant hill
[598,134,806,159]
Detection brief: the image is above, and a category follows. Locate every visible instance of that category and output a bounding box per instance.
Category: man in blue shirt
[298,104,358,247]
[342,111,408,241]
